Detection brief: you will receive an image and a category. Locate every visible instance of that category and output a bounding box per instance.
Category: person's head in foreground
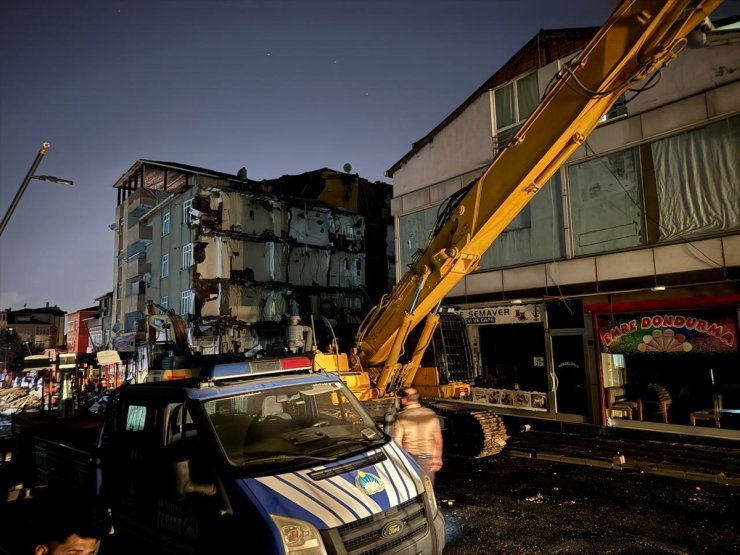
[32,492,109,555]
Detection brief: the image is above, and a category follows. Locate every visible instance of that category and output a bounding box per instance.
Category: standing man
[392,387,443,484]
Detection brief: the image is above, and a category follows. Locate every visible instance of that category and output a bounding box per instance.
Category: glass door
[549,333,589,417]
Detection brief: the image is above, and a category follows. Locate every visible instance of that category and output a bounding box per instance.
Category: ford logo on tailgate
[381,520,405,537]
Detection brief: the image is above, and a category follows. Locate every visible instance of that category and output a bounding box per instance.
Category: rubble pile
[0,387,42,415]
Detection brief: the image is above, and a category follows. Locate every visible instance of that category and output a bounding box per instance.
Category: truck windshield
[203,381,387,468]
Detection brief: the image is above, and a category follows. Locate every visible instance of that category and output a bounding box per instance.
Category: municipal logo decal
[355,470,385,496]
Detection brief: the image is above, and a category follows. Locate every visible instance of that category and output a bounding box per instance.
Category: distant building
[66,306,98,355]
[0,303,66,349]
[84,292,114,352]
[110,161,393,377]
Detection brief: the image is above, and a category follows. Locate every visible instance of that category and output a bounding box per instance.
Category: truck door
[111,397,224,554]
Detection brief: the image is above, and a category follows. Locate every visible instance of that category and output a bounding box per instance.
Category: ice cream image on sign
[638,329,693,352]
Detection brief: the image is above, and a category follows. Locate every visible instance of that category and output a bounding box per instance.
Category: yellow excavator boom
[355,0,723,394]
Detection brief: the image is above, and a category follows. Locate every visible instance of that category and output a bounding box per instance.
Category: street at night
[2,425,739,554]
[437,451,739,555]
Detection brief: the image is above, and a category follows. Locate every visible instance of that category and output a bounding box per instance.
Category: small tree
[0,328,44,373]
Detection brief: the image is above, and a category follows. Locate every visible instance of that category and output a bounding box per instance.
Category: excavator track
[426,400,508,458]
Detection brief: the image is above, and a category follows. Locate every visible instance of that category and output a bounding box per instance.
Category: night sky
[1,0,735,313]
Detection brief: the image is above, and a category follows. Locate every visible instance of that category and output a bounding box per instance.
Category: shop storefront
[458,300,593,423]
[588,296,739,435]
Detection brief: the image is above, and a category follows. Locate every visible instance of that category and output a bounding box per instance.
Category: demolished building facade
[111,161,393,375]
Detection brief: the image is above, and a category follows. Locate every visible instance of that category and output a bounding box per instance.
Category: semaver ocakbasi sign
[597,309,737,355]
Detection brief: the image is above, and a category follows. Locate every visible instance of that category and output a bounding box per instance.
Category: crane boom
[355,0,723,386]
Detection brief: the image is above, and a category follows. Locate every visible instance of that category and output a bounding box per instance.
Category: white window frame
[180,290,193,315]
[162,254,169,278]
[160,296,168,310]
[162,212,170,236]
[182,243,193,269]
[492,71,538,154]
[183,199,193,225]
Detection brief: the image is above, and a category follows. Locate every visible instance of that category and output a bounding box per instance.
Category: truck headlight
[423,475,438,518]
[270,514,327,555]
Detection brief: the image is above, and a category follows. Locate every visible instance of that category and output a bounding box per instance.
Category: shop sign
[458,303,541,325]
[113,334,136,352]
[598,310,737,354]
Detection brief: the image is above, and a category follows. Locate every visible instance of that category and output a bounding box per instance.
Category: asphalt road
[436,454,740,555]
[2,441,739,554]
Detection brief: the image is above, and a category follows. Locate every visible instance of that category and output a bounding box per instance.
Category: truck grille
[337,495,428,555]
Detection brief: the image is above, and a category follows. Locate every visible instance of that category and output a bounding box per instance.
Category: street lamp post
[0,142,74,237]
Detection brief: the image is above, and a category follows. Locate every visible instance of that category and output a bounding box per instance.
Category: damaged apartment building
[111,161,393,372]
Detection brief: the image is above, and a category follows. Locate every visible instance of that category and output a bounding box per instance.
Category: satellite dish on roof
[343,163,352,173]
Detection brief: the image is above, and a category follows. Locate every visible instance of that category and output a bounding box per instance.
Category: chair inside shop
[690,393,723,428]
[641,383,672,424]
[606,386,642,420]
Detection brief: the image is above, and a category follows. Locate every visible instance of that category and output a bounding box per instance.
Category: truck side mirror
[173,459,217,498]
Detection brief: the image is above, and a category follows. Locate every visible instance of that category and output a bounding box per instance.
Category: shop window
[598,308,739,430]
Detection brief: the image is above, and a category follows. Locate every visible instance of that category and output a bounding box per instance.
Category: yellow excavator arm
[354,0,723,391]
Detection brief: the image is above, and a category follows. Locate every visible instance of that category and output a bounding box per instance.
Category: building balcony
[124,292,146,315]
[124,188,158,217]
[126,222,152,245]
[126,254,151,279]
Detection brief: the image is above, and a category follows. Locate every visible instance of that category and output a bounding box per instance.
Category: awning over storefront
[23,354,51,370]
[97,350,122,365]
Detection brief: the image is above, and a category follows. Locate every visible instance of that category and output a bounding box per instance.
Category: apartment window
[162,212,170,236]
[116,283,122,299]
[599,95,628,124]
[493,71,538,154]
[650,115,739,241]
[37,327,49,336]
[183,199,194,225]
[480,171,564,270]
[398,171,565,273]
[180,290,193,315]
[160,296,168,310]
[182,243,193,269]
[162,254,169,278]
[397,206,438,272]
[568,148,645,256]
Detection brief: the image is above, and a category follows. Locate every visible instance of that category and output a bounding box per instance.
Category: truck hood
[240,441,425,529]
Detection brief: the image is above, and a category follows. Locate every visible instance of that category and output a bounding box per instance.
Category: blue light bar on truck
[206,355,313,381]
